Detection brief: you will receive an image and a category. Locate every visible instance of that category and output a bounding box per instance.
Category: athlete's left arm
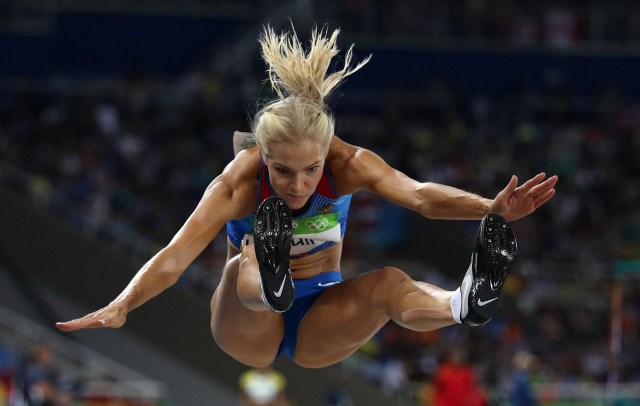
[349,148,557,221]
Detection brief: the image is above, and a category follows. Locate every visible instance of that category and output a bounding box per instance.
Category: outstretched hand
[489,173,557,222]
[56,305,127,332]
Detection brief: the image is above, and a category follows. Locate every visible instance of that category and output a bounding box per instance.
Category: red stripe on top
[315,166,337,199]
[259,161,271,204]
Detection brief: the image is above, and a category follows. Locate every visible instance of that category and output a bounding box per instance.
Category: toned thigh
[210,255,284,367]
[294,268,401,368]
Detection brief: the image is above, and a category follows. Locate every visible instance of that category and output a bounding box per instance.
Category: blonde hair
[252,25,370,157]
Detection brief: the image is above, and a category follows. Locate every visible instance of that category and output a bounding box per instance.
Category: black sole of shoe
[254,196,294,313]
[462,213,518,327]
[481,213,517,290]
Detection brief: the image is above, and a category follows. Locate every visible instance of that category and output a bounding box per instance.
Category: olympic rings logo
[304,218,330,231]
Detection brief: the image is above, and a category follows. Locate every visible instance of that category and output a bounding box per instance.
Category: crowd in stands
[4,0,640,50]
[314,0,640,48]
[2,3,640,404]
[1,340,68,406]
[0,338,160,406]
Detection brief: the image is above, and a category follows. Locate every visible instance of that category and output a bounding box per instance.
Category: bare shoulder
[218,145,261,185]
[207,145,260,218]
[327,136,388,195]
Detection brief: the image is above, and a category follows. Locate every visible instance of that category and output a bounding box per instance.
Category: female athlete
[57,26,557,368]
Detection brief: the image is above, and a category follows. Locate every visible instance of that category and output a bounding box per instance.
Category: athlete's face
[263,140,325,211]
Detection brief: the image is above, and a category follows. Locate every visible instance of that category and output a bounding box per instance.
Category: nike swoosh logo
[318,281,340,287]
[273,277,287,298]
[477,297,499,307]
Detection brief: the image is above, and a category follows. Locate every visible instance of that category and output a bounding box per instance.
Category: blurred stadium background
[1,0,639,405]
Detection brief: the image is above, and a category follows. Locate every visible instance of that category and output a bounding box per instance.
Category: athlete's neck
[290,199,312,217]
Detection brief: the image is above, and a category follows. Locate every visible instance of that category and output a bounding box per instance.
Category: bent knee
[212,331,277,368]
[225,254,242,276]
[210,311,282,368]
[373,266,412,286]
[366,266,415,309]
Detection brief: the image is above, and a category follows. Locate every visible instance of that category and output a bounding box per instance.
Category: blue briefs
[277,271,342,358]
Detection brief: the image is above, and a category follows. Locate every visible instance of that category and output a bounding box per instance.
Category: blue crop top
[226,160,352,258]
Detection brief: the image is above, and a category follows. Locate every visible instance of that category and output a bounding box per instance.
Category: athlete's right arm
[56,150,259,331]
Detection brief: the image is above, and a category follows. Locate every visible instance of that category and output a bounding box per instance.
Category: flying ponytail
[253,25,370,157]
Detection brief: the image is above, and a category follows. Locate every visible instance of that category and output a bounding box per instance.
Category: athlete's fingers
[523,177,557,209]
[517,172,549,192]
[528,175,557,195]
[56,312,114,331]
[56,319,91,332]
[56,319,105,331]
[533,189,556,209]
[502,175,518,195]
[493,176,518,209]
